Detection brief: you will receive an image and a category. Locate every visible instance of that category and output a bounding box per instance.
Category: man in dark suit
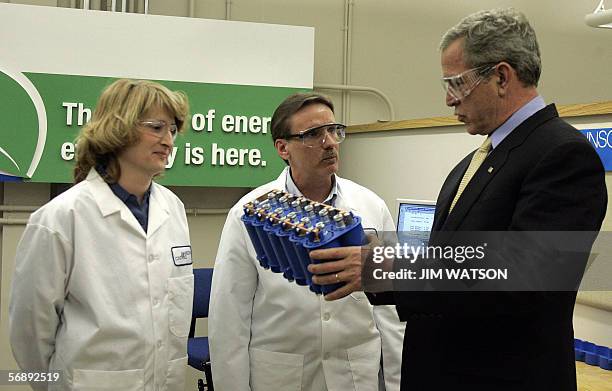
[308,8,607,391]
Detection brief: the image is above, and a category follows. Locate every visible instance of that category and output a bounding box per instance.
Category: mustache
[322,152,337,160]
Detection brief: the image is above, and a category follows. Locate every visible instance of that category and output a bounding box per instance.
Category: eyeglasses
[441,64,497,102]
[138,120,178,141]
[284,123,346,147]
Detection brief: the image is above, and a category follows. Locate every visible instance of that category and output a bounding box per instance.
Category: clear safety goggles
[441,64,496,101]
[138,120,178,141]
[285,123,346,148]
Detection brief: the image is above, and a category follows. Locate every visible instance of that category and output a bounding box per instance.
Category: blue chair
[188,268,214,391]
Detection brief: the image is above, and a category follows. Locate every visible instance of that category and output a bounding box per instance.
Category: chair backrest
[192,267,214,319]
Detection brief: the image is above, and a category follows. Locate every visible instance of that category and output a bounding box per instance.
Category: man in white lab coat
[209,93,404,391]
[9,79,193,391]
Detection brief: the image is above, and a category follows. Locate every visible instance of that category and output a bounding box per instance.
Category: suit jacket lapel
[439,104,559,232]
[432,155,471,232]
[441,145,506,231]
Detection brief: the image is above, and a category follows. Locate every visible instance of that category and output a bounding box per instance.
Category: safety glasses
[441,64,497,101]
[138,120,178,141]
[284,123,346,147]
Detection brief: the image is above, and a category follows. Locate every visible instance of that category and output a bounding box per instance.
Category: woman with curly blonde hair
[10,79,194,391]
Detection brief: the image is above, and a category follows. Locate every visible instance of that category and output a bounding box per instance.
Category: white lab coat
[209,167,405,391]
[9,169,193,391]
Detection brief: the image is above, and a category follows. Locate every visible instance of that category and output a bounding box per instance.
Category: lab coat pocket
[168,274,194,337]
[165,356,188,391]
[72,368,144,390]
[249,348,304,391]
[347,338,381,391]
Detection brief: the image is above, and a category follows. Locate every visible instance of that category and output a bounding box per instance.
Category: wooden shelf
[347,101,612,134]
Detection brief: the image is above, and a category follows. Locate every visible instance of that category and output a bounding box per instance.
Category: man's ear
[496,62,512,94]
[275,138,290,161]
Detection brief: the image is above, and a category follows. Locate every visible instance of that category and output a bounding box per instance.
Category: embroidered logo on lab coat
[171,245,193,266]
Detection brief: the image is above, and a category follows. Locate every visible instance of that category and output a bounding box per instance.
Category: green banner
[1,72,303,187]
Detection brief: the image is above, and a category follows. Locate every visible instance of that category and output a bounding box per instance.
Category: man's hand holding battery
[308,232,393,300]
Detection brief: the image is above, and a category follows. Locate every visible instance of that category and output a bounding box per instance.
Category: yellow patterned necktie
[449,136,492,213]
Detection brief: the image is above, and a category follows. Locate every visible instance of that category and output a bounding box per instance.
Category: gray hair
[439,8,541,87]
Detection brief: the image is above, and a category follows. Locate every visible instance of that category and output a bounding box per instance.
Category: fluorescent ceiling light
[586,0,612,28]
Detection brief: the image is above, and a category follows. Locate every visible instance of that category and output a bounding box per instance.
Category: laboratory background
[0,0,611,389]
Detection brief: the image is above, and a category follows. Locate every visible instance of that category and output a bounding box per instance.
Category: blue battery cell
[241,210,269,269]
[574,338,612,371]
[252,212,281,273]
[278,226,309,286]
[242,190,368,296]
[265,222,294,281]
[289,227,322,294]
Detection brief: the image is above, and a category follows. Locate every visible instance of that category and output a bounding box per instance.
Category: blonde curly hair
[73,79,189,183]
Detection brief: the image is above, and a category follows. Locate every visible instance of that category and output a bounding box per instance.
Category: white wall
[339,125,479,210]
[176,0,612,125]
[574,303,612,347]
[0,1,611,389]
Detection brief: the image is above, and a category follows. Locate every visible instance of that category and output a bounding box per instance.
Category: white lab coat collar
[281,167,339,205]
[272,167,365,216]
[86,168,169,238]
[147,186,170,237]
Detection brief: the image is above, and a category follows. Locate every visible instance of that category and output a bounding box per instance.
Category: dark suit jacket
[388,105,607,391]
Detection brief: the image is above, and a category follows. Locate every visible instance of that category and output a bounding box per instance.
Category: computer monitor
[396,199,436,245]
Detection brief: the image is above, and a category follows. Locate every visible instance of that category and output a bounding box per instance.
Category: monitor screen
[396,199,436,245]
